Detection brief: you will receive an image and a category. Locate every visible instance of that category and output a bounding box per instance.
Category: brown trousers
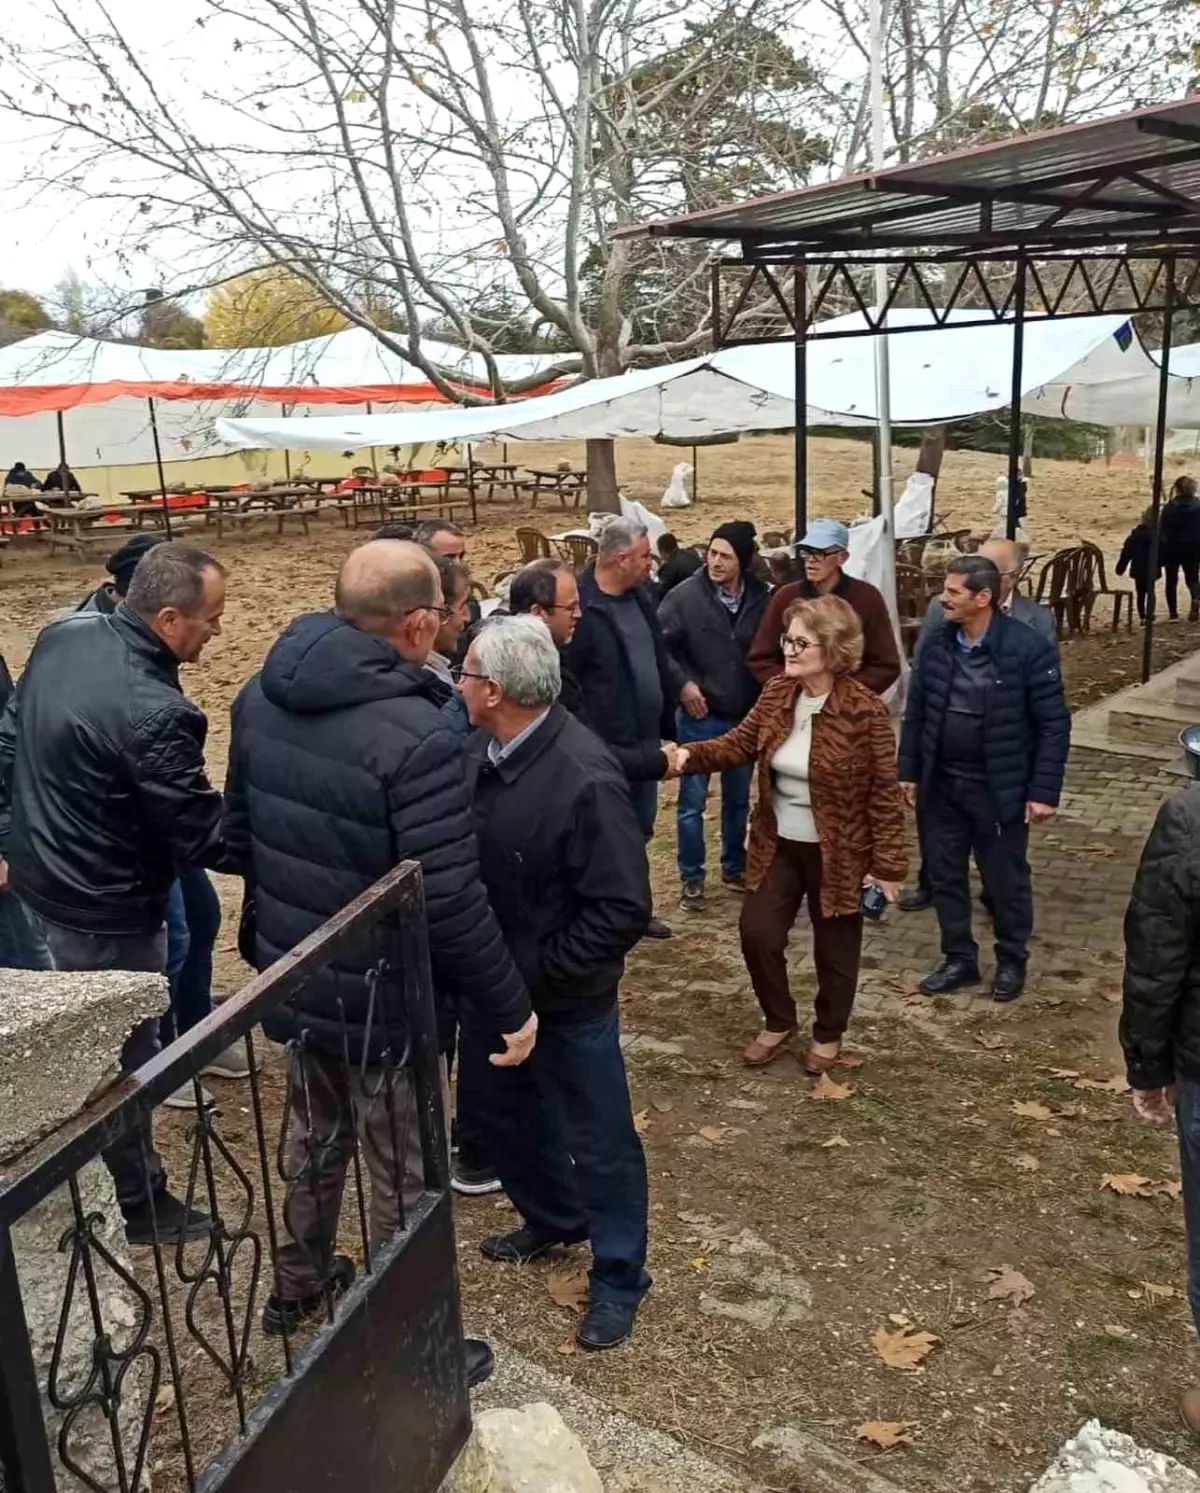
[276,1047,426,1299]
[739,840,864,1043]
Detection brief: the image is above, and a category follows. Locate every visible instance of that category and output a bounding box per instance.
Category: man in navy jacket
[898,555,1070,1002]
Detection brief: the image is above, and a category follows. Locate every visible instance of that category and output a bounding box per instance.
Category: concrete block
[443,1403,604,1492]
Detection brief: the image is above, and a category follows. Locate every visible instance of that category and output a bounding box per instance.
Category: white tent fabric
[1021,336,1200,427]
[215,311,1132,451]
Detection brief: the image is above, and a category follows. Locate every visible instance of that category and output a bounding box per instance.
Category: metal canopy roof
[619,97,1200,254]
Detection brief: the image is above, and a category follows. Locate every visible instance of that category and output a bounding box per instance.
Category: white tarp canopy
[1021,335,1200,427]
[214,310,1134,451]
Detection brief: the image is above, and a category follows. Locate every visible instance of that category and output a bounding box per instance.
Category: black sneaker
[480,1225,584,1264]
[451,1162,503,1197]
[123,1191,211,1247]
[721,873,749,893]
[577,1300,637,1351]
[679,880,705,913]
[642,917,673,941]
[262,1255,356,1337]
[465,1338,495,1388]
[919,958,981,995]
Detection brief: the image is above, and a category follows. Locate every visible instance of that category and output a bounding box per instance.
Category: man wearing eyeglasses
[510,559,584,715]
[747,518,900,695]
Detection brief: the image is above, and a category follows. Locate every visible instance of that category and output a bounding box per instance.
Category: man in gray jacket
[900,537,1057,914]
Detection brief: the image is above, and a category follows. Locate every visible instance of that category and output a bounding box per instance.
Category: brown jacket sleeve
[681,683,778,775]
[855,582,902,695]
[746,583,798,684]
[865,705,909,882]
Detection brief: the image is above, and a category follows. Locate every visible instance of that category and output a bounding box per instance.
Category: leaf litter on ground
[856,1420,916,1449]
[546,1269,589,1312]
[870,1324,941,1370]
[809,1074,853,1101]
[986,1265,1037,1307]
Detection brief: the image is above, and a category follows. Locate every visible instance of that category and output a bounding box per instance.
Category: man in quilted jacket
[898,555,1070,1003]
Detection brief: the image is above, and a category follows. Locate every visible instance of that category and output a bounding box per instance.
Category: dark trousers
[628,778,659,840]
[922,772,1032,968]
[37,920,168,1210]
[445,1016,493,1172]
[0,890,51,970]
[161,867,222,1043]
[1177,1079,1200,1341]
[739,840,863,1043]
[476,1004,651,1308]
[1166,554,1200,617]
[1133,577,1152,623]
[277,1046,424,1299]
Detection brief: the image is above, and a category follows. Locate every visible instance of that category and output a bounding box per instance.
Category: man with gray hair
[0,542,230,1245]
[458,614,653,1352]
[567,516,695,939]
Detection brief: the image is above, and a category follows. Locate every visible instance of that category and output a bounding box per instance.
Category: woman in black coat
[1159,476,1200,621]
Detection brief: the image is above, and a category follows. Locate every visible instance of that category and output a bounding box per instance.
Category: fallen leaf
[1012,1100,1053,1120]
[1149,1179,1183,1201]
[1051,1102,1083,1118]
[870,1325,941,1370]
[1100,1173,1153,1197]
[633,1108,651,1136]
[976,1033,1006,1050]
[154,1384,176,1414]
[651,1097,674,1113]
[1011,1153,1040,1172]
[887,1312,911,1326]
[546,1270,589,1312]
[1141,1281,1182,1301]
[986,1265,1036,1307]
[1072,1075,1130,1094]
[1103,1323,1133,1339]
[689,1257,708,1271]
[697,1125,729,1144]
[1046,1068,1082,1079]
[555,1337,577,1356]
[822,1134,850,1148]
[856,1420,915,1449]
[810,1074,853,1102]
[901,991,934,1006]
[1098,982,1123,1005]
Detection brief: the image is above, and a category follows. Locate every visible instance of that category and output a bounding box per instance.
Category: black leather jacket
[0,607,227,935]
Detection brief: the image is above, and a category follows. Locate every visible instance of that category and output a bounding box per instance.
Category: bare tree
[0,0,821,508]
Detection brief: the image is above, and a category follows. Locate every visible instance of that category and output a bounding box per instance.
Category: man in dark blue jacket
[459,615,652,1352]
[898,555,1070,1002]
[566,518,693,938]
[225,539,535,1378]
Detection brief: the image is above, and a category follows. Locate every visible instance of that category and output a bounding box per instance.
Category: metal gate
[0,862,468,1493]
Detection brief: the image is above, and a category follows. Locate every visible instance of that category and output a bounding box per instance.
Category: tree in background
[138,290,206,349]
[204,268,349,348]
[0,288,52,348]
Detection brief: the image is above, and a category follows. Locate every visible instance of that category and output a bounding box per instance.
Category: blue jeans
[0,889,52,970]
[161,867,222,1043]
[1177,1077,1200,1340]
[675,709,752,884]
[478,1003,651,1307]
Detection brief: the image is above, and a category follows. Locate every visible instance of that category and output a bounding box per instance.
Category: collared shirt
[424,650,454,686]
[713,576,744,615]
[954,617,993,652]
[487,708,551,766]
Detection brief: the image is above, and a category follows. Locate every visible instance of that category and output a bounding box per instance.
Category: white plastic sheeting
[215,311,1134,451]
[1022,335,1200,427]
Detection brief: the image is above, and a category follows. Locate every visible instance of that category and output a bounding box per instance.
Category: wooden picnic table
[328,481,470,531]
[35,501,171,558]
[523,468,587,510]
[445,463,522,504]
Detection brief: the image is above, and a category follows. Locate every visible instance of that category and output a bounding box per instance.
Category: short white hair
[596,516,648,561]
[473,614,561,708]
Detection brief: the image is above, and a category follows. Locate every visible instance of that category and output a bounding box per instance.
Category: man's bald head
[335,540,441,632]
[979,537,1021,601]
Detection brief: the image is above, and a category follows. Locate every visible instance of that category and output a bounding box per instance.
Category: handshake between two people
[661,742,692,779]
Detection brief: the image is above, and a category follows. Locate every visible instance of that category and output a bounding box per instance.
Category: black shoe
[992,963,1026,1003]
[899,886,933,913]
[919,959,981,995]
[123,1191,211,1247]
[465,1338,495,1388]
[679,880,705,913]
[262,1255,356,1337]
[577,1300,638,1351]
[979,893,996,919]
[721,872,749,893]
[480,1225,583,1264]
[451,1162,503,1197]
[643,917,672,940]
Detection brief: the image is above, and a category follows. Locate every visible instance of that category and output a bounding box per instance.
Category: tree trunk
[586,439,620,514]
[915,426,946,528]
[1022,423,1035,478]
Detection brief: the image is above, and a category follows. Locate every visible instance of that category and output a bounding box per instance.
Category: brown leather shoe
[743,1031,794,1066]
[1180,1387,1200,1438]
[804,1044,841,1077]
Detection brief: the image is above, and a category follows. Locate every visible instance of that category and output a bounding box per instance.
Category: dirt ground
[4,433,1200,1492]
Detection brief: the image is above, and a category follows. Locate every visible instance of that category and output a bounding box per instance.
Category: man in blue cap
[747,518,900,694]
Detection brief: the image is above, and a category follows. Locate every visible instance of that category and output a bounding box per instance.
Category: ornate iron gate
[0,862,469,1493]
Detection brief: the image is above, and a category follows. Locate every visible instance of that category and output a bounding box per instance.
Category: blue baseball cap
[796,518,850,553]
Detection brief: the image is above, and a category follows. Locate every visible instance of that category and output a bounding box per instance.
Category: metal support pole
[692,444,699,503]
[465,442,478,526]
[147,397,174,539]
[1005,255,1027,542]
[366,401,379,475]
[868,0,896,627]
[54,410,67,488]
[1143,254,1177,684]
[281,403,292,482]
[793,264,808,539]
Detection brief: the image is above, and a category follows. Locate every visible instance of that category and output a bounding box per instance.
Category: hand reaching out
[661,743,691,779]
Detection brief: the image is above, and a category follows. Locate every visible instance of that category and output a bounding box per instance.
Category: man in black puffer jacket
[1120,784,1200,1432]
[225,539,534,1368]
[899,555,1070,1003]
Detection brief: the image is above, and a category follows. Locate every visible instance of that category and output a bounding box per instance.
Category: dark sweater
[747,572,901,695]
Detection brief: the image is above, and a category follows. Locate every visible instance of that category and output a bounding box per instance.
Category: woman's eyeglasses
[781,635,814,655]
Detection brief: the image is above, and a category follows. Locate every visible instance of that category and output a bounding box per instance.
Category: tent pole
[1005,255,1027,542]
[366,401,379,475]
[692,444,699,503]
[466,441,478,526]
[55,410,68,487]
[1143,253,1176,685]
[281,404,291,482]
[793,263,808,539]
[147,397,173,539]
